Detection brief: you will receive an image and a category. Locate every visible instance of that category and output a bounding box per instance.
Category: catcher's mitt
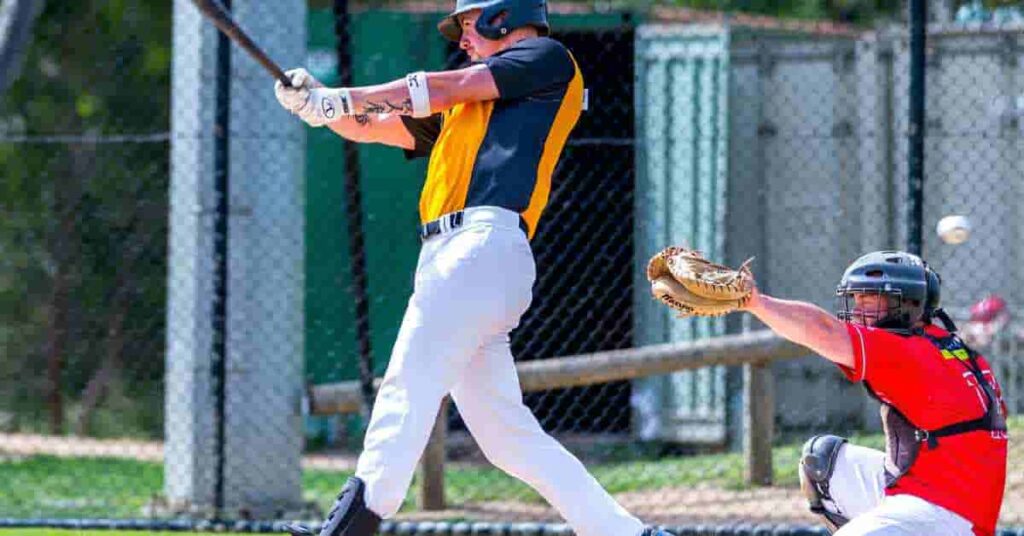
[646,246,754,317]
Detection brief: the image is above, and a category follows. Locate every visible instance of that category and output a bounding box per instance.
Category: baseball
[936,215,971,245]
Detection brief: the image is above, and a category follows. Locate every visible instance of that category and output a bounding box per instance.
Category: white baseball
[936,215,971,245]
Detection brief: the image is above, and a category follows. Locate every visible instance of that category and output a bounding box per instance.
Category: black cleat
[289,476,382,536]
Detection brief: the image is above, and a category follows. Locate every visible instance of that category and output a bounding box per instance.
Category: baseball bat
[190,0,293,87]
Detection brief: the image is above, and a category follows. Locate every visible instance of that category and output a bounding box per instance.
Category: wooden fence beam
[744,361,775,486]
[308,330,806,416]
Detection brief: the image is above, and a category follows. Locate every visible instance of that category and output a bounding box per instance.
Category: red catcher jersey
[840,323,1008,536]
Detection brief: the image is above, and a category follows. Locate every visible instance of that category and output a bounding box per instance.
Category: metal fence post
[210,0,232,516]
[907,0,927,255]
[333,0,375,424]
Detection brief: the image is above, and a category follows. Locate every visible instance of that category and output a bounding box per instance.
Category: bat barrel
[191,0,292,86]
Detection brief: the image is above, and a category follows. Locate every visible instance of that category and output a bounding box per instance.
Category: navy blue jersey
[402,37,583,238]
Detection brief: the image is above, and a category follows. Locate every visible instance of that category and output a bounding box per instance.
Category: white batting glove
[274,68,351,127]
[274,68,320,110]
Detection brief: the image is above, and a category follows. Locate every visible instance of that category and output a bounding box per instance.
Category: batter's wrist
[309,87,355,122]
[405,71,432,118]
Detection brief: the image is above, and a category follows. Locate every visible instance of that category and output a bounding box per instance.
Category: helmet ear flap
[461,0,549,41]
[476,4,511,39]
[924,266,941,314]
[925,267,959,332]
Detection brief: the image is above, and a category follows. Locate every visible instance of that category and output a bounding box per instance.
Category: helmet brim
[437,0,509,42]
[438,3,482,42]
[437,15,462,42]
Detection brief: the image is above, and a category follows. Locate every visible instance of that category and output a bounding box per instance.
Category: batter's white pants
[823,443,974,535]
[353,207,644,536]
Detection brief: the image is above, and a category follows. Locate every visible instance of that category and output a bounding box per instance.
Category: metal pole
[907,0,927,255]
[212,0,232,518]
[333,0,375,424]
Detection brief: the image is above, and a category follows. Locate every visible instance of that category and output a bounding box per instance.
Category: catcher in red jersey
[741,250,1007,536]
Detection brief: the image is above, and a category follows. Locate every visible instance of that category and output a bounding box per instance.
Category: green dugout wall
[305,9,440,389]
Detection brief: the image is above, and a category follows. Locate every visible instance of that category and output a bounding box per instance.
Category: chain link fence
[1,0,1023,532]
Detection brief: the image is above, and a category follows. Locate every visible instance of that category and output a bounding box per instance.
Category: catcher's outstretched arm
[744,288,854,369]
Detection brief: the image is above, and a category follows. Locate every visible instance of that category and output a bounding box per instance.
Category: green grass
[0,456,163,518]
[0,437,876,518]
[1,416,1016,519]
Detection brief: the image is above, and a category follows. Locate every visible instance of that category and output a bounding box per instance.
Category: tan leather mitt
[646,246,754,317]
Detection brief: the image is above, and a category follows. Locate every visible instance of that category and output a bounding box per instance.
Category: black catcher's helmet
[835,250,947,334]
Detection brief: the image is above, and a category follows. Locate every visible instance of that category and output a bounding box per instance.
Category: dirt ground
[2,432,1021,526]
[390,486,819,526]
[396,479,1024,526]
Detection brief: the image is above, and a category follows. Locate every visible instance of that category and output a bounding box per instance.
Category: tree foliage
[0,0,171,437]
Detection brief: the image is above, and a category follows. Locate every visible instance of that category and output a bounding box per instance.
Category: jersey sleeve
[838,323,913,388]
[400,114,443,159]
[481,37,575,101]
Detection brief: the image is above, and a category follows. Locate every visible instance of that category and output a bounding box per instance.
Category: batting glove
[275,68,349,127]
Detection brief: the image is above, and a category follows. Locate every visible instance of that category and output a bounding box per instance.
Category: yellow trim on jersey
[941,348,971,361]
[418,101,495,224]
[520,56,584,239]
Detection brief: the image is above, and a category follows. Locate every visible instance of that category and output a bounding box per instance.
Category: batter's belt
[419,206,528,241]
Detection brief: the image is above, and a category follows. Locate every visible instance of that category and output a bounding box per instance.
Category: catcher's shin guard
[799,435,851,534]
[285,477,381,536]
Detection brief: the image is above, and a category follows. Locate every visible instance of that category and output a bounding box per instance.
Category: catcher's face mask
[837,290,905,327]
[834,250,935,334]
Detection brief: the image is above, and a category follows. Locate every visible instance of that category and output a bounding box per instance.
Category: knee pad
[319,476,381,536]
[799,434,850,534]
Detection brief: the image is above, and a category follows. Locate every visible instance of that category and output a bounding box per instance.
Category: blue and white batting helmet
[437,0,550,42]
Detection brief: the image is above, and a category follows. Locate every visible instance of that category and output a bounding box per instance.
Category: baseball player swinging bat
[190,0,293,87]
[270,1,679,535]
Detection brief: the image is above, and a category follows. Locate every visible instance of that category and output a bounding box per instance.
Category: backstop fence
[0,0,1022,532]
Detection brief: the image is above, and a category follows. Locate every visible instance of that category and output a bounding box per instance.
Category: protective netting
[0,0,1022,532]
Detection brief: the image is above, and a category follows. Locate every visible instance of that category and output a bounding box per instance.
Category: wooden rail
[310,331,805,414]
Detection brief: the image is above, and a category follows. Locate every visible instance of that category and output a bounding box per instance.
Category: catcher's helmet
[835,250,943,333]
[437,0,550,42]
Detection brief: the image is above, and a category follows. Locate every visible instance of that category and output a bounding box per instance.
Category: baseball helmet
[835,250,943,333]
[437,0,550,42]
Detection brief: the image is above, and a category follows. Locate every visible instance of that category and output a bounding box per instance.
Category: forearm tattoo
[362,98,413,115]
